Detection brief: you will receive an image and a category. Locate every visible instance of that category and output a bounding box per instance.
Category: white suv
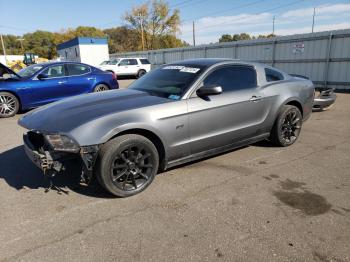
[99,58,151,78]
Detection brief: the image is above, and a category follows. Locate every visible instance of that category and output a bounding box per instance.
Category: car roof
[32,61,94,67]
[170,58,235,66]
[169,58,271,70]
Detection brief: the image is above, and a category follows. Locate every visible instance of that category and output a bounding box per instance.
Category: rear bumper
[313,89,336,110]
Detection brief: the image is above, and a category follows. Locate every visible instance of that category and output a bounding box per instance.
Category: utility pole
[17,38,25,52]
[272,16,275,35]
[139,16,145,51]
[312,7,316,33]
[0,33,7,66]
[192,21,196,46]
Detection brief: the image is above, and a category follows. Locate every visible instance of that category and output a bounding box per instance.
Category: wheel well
[0,90,22,110]
[286,100,303,116]
[112,129,166,171]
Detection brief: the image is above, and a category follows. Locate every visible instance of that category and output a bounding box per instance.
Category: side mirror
[196,85,222,97]
[37,73,48,80]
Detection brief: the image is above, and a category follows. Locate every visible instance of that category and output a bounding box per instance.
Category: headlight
[45,134,80,153]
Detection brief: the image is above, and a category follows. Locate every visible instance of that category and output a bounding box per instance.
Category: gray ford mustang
[19,59,314,197]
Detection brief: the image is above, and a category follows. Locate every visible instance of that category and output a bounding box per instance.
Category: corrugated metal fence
[111,29,350,90]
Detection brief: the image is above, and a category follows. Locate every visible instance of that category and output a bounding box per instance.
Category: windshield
[17,64,44,77]
[129,64,205,99]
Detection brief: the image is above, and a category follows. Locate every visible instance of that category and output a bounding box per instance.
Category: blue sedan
[0,61,119,118]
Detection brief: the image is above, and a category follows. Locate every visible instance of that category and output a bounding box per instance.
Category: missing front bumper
[23,134,64,173]
[23,133,99,183]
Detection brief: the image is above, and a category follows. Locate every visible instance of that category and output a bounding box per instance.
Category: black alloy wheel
[96,134,159,197]
[270,105,303,147]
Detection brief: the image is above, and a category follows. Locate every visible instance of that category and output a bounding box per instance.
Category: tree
[218,32,277,43]
[104,26,141,53]
[23,31,56,59]
[124,0,181,50]
[219,34,233,43]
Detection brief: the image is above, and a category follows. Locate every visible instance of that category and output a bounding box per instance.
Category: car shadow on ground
[0,146,114,198]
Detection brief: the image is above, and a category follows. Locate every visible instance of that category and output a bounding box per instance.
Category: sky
[0,0,349,45]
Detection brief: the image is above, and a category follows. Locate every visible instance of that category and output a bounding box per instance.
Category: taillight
[112,72,117,80]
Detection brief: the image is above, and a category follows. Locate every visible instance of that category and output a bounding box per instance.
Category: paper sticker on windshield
[180,67,200,73]
[168,94,180,100]
[163,66,184,70]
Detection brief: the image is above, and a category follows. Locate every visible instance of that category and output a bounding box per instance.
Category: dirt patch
[214,248,223,258]
[341,207,350,213]
[270,174,279,179]
[279,179,306,191]
[273,190,331,216]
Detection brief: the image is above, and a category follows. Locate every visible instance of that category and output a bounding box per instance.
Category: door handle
[58,81,66,84]
[249,95,263,102]
[87,77,95,80]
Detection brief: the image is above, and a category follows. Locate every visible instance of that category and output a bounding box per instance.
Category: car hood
[18,89,171,134]
[0,62,21,78]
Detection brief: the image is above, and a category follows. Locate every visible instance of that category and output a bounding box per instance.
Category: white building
[57,37,109,66]
[0,55,24,65]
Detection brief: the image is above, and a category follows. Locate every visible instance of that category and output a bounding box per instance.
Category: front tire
[95,134,159,197]
[0,92,20,118]
[270,105,303,147]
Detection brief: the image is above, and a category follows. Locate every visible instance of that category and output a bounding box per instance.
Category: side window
[119,59,129,66]
[41,65,66,78]
[128,59,138,65]
[265,68,284,82]
[140,59,150,65]
[203,66,257,92]
[109,59,119,65]
[67,64,90,76]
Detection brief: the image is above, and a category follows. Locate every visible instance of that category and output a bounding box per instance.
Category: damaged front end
[23,131,99,192]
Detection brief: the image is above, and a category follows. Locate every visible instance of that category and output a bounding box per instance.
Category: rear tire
[95,134,159,197]
[136,70,146,79]
[93,84,109,92]
[269,105,303,147]
[0,92,20,118]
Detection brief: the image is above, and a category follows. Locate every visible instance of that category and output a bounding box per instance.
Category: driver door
[28,64,68,107]
[187,65,268,155]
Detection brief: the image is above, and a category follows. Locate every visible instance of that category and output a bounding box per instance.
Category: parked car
[99,58,151,78]
[19,59,314,197]
[0,62,118,118]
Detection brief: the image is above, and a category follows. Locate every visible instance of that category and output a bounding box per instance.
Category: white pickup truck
[99,58,151,78]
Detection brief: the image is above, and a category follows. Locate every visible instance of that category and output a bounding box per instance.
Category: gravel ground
[0,82,349,262]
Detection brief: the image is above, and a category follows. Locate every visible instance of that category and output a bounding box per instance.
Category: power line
[183,0,268,23]
[173,0,210,9]
[170,0,195,8]
[182,0,306,35]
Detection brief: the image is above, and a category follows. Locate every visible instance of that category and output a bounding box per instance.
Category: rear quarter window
[265,68,284,82]
[140,59,151,65]
[67,64,90,76]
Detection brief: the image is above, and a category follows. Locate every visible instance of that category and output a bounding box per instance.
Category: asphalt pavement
[0,81,349,262]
